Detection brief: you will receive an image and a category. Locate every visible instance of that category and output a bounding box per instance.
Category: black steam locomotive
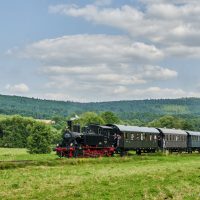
[56,122,115,157]
[55,121,200,158]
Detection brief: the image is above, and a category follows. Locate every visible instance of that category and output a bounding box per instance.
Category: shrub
[27,122,52,154]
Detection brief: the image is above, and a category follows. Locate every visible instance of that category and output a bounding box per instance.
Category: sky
[1,0,200,102]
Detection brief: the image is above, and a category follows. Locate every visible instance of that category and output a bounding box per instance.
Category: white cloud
[5,83,29,93]
[37,87,200,102]
[138,65,178,80]
[21,35,163,65]
[41,64,111,75]
[165,45,200,58]
[8,34,177,101]
[49,2,200,54]
[111,86,200,100]
[129,87,186,99]
[9,1,200,101]
[113,86,128,94]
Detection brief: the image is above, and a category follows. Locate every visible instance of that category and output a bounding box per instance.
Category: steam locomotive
[55,121,200,158]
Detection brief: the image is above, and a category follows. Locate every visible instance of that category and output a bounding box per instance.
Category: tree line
[0,116,53,154]
[1,94,200,121]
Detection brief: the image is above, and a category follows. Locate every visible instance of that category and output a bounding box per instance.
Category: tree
[0,115,35,148]
[100,111,120,124]
[73,112,105,127]
[51,115,66,130]
[27,122,52,154]
[148,115,184,129]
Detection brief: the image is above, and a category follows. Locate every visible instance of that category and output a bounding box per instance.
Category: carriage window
[131,133,134,140]
[143,133,146,141]
[136,133,140,141]
[125,132,128,139]
[149,134,152,141]
[146,133,150,141]
[146,133,148,141]
[165,135,168,141]
[144,133,146,140]
[154,135,157,140]
[141,133,144,141]
[167,135,170,141]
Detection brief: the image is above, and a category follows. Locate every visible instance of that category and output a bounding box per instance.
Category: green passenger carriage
[108,124,160,155]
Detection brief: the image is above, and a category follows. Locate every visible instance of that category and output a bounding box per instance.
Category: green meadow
[0,148,200,200]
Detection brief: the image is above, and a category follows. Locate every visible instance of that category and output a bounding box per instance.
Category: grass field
[0,148,200,200]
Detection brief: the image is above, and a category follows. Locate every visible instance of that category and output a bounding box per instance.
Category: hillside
[0,94,200,121]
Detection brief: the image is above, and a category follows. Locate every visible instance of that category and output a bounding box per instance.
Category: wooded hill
[0,94,200,121]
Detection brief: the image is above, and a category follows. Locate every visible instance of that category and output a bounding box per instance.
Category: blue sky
[1,0,200,102]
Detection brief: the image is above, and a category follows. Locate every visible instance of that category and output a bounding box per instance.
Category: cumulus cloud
[8,1,200,101]
[5,83,29,93]
[138,65,177,81]
[8,33,178,101]
[165,45,200,58]
[49,1,200,56]
[21,35,163,65]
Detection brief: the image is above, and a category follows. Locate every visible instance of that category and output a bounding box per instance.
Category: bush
[27,122,52,154]
[0,116,35,148]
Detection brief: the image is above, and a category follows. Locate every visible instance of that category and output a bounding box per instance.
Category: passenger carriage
[187,131,200,153]
[107,124,160,155]
[157,128,187,152]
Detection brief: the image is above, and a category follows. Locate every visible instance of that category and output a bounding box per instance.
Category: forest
[1,94,200,121]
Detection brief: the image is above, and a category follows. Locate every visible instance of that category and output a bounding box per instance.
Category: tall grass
[0,148,199,199]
